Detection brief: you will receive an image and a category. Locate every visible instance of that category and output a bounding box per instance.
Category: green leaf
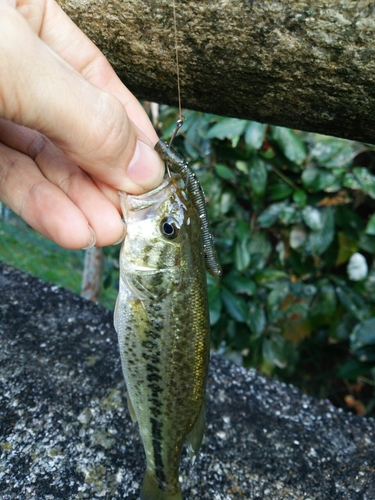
[103,272,112,289]
[208,285,222,326]
[235,161,248,174]
[215,163,235,180]
[249,156,268,196]
[267,183,294,201]
[335,232,359,266]
[234,239,251,272]
[289,224,308,249]
[359,234,375,254]
[302,167,337,192]
[267,281,290,310]
[336,286,371,322]
[330,313,358,343]
[247,302,266,336]
[354,346,375,363]
[254,269,288,284]
[310,136,356,169]
[343,167,375,199]
[245,121,267,149]
[279,205,299,225]
[262,334,288,369]
[336,358,373,380]
[270,126,307,165]
[309,207,335,256]
[206,118,248,146]
[302,206,323,230]
[311,281,337,318]
[219,190,235,215]
[222,272,257,295]
[221,288,249,323]
[248,253,267,272]
[293,189,307,207]
[335,205,365,237]
[235,220,250,241]
[183,113,211,158]
[257,202,288,228]
[301,167,319,190]
[350,318,375,351]
[248,232,272,257]
[365,214,375,235]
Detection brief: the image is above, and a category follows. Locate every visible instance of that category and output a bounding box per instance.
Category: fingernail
[127,140,164,188]
[82,225,96,250]
[113,221,126,245]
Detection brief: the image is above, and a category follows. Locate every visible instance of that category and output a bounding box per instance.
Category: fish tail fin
[140,470,183,500]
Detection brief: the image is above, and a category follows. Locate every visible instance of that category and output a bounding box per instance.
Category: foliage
[156,106,375,416]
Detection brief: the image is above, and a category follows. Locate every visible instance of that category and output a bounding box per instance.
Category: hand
[0,0,164,248]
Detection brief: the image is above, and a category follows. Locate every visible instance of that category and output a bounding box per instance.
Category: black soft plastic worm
[155,140,221,279]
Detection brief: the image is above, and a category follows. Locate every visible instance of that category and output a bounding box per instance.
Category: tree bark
[57,0,375,144]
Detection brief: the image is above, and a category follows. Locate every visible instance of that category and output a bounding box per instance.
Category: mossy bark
[57,0,375,143]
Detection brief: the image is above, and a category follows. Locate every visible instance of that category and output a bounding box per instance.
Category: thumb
[0,4,164,194]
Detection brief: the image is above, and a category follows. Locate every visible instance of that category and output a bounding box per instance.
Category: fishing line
[168,0,183,154]
[172,0,182,123]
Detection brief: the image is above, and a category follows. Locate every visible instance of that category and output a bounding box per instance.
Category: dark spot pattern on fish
[142,340,157,349]
[143,244,153,259]
[141,352,160,364]
[147,372,162,383]
[149,396,162,407]
[146,363,160,374]
[150,405,162,417]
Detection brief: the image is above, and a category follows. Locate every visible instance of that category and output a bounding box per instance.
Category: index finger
[16,0,158,143]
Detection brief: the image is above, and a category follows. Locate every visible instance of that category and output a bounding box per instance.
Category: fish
[114,150,214,499]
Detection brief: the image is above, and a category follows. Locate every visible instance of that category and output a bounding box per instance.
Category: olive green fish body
[114,176,210,500]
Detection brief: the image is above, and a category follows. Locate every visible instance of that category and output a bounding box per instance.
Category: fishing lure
[154,138,221,279]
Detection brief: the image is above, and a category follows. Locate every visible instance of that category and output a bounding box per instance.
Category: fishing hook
[165,117,184,177]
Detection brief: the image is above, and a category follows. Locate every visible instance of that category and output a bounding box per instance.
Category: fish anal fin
[185,401,206,466]
[140,469,182,500]
[126,392,137,422]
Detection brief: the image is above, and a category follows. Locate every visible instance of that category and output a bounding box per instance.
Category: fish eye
[160,217,180,240]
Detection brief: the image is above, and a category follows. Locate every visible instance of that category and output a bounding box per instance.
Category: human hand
[0,0,164,248]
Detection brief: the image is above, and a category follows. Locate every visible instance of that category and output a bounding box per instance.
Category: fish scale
[114,175,210,500]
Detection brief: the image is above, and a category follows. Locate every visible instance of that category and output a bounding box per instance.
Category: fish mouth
[121,175,183,218]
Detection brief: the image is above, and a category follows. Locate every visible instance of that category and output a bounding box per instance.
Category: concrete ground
[1,261,374,500]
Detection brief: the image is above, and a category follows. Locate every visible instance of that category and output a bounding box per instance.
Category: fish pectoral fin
[185,401,206,466]
[126,392,137,422]
[125,269,182,301]
[113,294,121,332]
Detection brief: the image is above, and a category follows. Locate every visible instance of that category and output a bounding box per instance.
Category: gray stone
[0,261,374,500]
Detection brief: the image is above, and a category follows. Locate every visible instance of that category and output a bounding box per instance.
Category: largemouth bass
[114,146,216,499]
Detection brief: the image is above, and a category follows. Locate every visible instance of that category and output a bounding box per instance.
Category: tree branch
[57,0,375,144]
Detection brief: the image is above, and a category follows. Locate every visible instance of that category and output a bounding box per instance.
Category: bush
[157,106,375,416]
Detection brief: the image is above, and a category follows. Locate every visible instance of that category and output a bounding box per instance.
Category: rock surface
[0,261,374,500]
